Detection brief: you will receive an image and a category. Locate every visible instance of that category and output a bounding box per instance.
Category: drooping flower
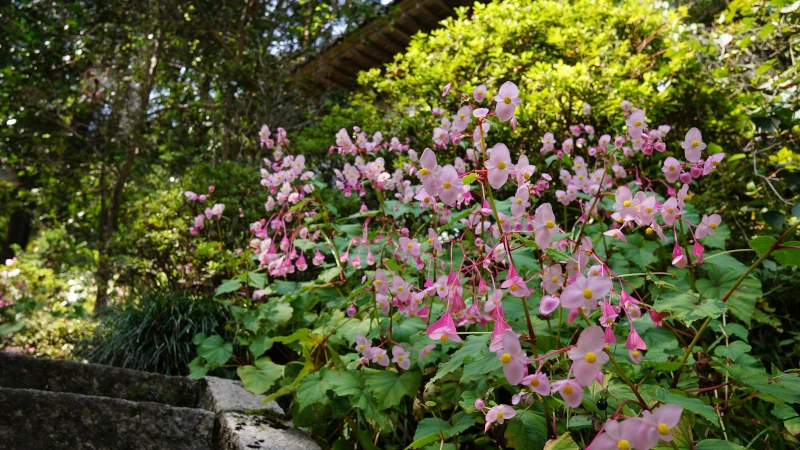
[501,265,530,298]
[567,326,609,386]
[485,405,516,432]
[561,275,612,310]
[681,128,706,163]
[485,143,513,189]
[494,81,522,122]
[426,313,462,343]
[496,329,527,385]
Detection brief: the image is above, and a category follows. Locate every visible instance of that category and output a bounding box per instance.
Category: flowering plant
[187,82,800,449]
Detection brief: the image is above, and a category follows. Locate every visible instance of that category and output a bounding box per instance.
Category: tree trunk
[0,207,33,262]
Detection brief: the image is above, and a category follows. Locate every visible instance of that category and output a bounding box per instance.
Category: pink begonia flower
[433,127,449,146]
[252,289,266,300]
[371,347,390,367]
[497,329,527,385]
[441,83,451,97]
[485,404,516,432]
[489,315,512,352]
[418,344,436,363]
[418,148,441,196]
[629,349,643,364]
[599,301,618,327]
[662,157,682,183]
[582,103,591,116]
[592,418,644,450]
[392,276,410,301]
[671,242,687,268]
[603,228,627,242]
[494,81,521,122]
[621,100,632,112]
[373,268,389,295]
[637,405,684,449]
[501,265,530,297]
[562,138,574,154]
[625,325,647,352]
[473,108,489,119]
[398,237,421,258]
[567,326,609,386]
[561,275,612,310]
[552,379,583,408]
[296,254,308,271]
[259,125,272,147]
[681,128,706,163]
[346,304,357,317]
[604,327,617,344]
[539,295,560,316]
[474,398,486,410]
[438,164,462,206]
[532,203,559,250]
[473,84,487,102]
[695,214,722,239]
[521,372,551,396]
[541,132,555,152]
[426,313,461,343]
[510,117,518,131]
[452,105,472,132]
[626,108,647,130]
[354,334,372,354]
[542,264,563,294]
[485,143,513,189]
[392,346,412,370]
[660,197,680,226]
[510,187,530,218]
[427,228,443,252]
[376,294,390,315]
[703,152,725,175]
[516,155,536,182]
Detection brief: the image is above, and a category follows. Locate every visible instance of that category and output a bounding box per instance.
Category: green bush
[2,315,96,359]
[81,291,231,375]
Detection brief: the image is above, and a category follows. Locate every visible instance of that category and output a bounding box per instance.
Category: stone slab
[218,412,321,450]
[0,387,215,450]
[0,351,202,408]
[202,376,283,414]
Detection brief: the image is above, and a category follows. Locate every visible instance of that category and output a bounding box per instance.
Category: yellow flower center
[635,120,642,127]
[658,423,670,436]
[440,335,448,343]
[623,200,631,207]
[585,352,597,363]
[459,113,465,119]
[645,207,652,213]
[377,354,383,360]
[397,286,404,291]
[358,345,365,350]
[563,385,573,395]
[583,288,593,299]
[684,194,692,201]
[710,223,717,230]
[618,440,631,450]
[497,411,505,419]
[425,349,431,355]
[424,197,431,203]
[530,378,540,387]
[691,140,699,147]
[497,161,507,170]
[407,243,413,249]
[375,279,382,285]
[443,181,451,189]
[503,97,512,105]
[428,238,433,244]
[397,355,404,361]
[667,208,674,214]
[409,312,416,317]
[420,168,430,176]
[551,277,559,283]
[510,284,519,292]
[576,164,582,169]
[516,198,523,204]
[646,227,654,235]
[546,220,555,229]
[632,350,641,358]
[669,165,675,171]
[617,217,623,223]
[501,353,512,364]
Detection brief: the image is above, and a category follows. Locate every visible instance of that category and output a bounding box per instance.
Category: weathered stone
[0,387,215,450]
[218,412,321,450]
[202,376,283,414]
[0,351,202,408]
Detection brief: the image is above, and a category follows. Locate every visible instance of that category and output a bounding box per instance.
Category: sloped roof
[299,0,474,88]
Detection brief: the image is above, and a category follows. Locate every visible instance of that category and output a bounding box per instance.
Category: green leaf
[350,389,391,431]
[449,411,476,435]
[749,235,776,254]
[696,266,761,326]
[198,335,233,366]
[505,411,548,449]
[461,173,477,184]
[266,302,294,325]
[237,358,284,395]
[323,370,363,397]
[651,388,718,423]
[215,279,243,296]
[249,335,274,358]
[297,371,331,409]
[774,241,800,267]
[695,439,746,450]
[714,341,752,361]
[364,368,422,410]
[793,203,800,218]
[413,417,451,441]
[653,294,727,324]
[317,266,342,283]
[543,432,580,450]
[727,366,800,404]
[187,356,210,380]
[431,334,490,383]
[0,319,26,335]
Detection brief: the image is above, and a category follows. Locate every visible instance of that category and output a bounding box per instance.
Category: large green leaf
[653,294,727,324]
[296,371,331,409]
[364,368,422,410]
[431,334,490,383]
[695,440,746,450]
[727,366,800,404]
[323,370,363,397]
[237,358,284,395]
[505,411,548,449]
[215,279,243,296]
[696,266,761,325]
[249,334,274,358]
[651,388,718,423]
[198,335,233,366]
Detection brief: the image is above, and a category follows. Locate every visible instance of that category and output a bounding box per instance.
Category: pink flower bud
[475,398,485,410]
[346,304,357,317]
[208,186,215,193]
[679,171,692,184]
